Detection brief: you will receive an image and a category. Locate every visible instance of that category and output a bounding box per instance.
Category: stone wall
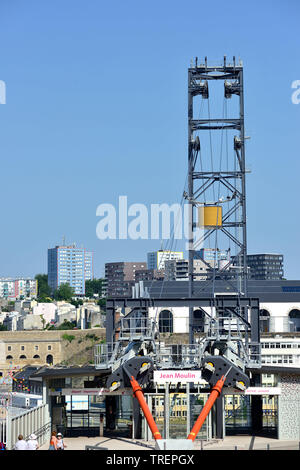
[0,328,105,377]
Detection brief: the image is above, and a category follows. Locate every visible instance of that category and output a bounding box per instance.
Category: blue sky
[0,0,299,279]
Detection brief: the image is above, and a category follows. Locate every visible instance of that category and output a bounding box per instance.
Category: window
[159,310,173,333]
[259,310,270,333]
[7,346,11,351]
[289,309,300,332]
[46,354,53,365]
[21,346,25,351]
[48,345,52,351]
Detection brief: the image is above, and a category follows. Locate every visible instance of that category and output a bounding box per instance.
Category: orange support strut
[130,375,162,440]
[187,375,226,441]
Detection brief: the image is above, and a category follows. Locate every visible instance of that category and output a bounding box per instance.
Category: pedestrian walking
[26,433,39,450]
[56,433,67,450]
[49,431,58,450]
[14,434,28,450]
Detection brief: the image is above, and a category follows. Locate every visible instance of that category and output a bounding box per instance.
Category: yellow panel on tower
[198,206,222,228]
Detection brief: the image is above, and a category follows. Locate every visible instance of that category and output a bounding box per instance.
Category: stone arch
[46,354,53,365]
[33,355,40,359]
[159,309,173,333]
[288,309,300,332]
[260,309,270,333]
[6,355,13,360]
[193,309,205,332]
[19,355,27,359]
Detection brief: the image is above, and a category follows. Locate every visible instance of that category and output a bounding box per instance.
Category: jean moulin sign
[153,370,205,384]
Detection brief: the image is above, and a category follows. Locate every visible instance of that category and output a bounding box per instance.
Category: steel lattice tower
[187,56,248,344]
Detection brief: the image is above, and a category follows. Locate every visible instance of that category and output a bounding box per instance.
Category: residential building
[105,262,147,297]
[32,303,57,325]
[48,244,94,296]
[195,248,230,270]
[246,254,284,280]
[0,278,38,300]
[134,269,164,282]
[164,259,208,281]
[147,250,184,271]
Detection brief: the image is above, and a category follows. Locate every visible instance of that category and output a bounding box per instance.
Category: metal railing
[5,404,50,450]
[118,316,157,341]
[94,339,261,370]
[156,344,202,369]
[0,419,6,446]
[94,343,115,368]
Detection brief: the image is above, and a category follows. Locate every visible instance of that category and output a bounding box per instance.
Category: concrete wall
[278,373,300,439]
[148,302,300,334]
[32,303,57,325]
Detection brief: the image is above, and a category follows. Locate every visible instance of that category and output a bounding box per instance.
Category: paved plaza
[38,435,300,451]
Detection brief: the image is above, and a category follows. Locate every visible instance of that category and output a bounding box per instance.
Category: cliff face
[59,329,106,366]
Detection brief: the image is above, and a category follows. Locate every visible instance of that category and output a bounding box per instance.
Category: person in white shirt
[26,433,39,450]
[56,433,66,450]
[14,435,28,450]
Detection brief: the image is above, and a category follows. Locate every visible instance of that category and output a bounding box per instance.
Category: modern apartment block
[246,254,284,280]
[147,250,184,271]
[164,258,208,281]
[195,248,230,270]
[48,244,93,296]
[0,278,38,299]
[134,268,164,283]
[105,262,147,297]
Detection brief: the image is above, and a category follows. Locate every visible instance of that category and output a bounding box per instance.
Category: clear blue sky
[0,0,299,279]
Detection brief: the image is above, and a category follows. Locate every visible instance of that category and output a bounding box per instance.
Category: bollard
[99,413,104,437]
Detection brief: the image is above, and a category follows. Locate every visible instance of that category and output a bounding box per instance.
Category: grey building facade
[246,254,284,280]
[105,261,147,297]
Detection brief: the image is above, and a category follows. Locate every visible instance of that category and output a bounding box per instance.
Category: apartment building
[246,254,284,280]
[48,244,93,296]
[147,250,184,271]
[105,261,147,297]
[0,278,37,300]
[164,258,208,281]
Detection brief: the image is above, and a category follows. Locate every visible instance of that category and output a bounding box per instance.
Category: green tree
[53,283,75,302]
[58,319,76,330]
[35,274,52,302]
[70,299,83,308]
[85,278,105,298]
[98,298,106,309]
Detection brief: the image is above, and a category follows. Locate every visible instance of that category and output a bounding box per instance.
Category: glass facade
[48,376,279,439]
[247,254,284,280]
